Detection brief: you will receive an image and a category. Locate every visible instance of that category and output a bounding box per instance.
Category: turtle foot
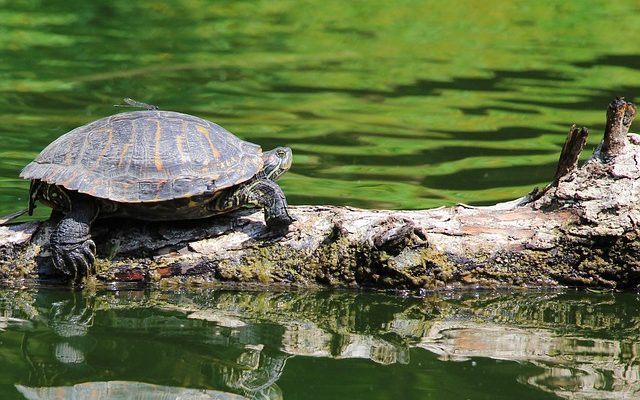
[51,239,96,278]
[266,213,295,234]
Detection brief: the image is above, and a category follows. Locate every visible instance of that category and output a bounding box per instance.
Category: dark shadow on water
[261,130,367,148]
[286,194,401,208]
[459,105,541,116]
[422,161,557,190]
[573,54,640,71]
[387,68,572,97]
[509,85,640,112]
[431,125,551,142]
[418,146,555,165]
[257,125,554,153]
[289,146,555,172]
[270,68,573,98]
[326,26,377,38]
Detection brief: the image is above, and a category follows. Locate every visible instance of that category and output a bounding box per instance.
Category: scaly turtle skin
[21,109,294,279]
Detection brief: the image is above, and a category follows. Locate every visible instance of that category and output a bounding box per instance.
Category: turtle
[20,104,294,279]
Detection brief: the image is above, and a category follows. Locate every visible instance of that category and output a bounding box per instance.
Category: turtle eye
[276,149,286,158]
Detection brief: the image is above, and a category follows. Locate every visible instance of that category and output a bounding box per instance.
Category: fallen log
[2,98,640,289]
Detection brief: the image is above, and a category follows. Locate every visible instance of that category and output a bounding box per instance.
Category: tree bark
[2,98,640,289]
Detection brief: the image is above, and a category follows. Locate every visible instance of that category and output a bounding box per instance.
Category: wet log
[2,98,640,289]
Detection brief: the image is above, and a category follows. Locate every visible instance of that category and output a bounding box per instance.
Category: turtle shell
[20,111,263,203]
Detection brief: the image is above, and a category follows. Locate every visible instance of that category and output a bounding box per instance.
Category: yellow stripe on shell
[154,120,164,172]
[196,125,220,159]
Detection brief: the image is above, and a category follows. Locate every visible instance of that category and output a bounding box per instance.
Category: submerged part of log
[2,98,640,289]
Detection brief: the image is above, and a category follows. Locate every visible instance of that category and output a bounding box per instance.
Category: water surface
[1,288,638,399]
[3,1,640,215]
[2,3,640,399]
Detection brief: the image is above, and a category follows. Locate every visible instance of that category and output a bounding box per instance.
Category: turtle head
[261,147,292,181]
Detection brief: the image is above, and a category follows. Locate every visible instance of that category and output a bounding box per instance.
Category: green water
[2,1,640,399]
[3,1,640,214]
[1,288,639,400]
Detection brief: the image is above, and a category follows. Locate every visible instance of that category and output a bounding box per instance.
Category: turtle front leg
[49,198,98,279]
[229,179,294,229]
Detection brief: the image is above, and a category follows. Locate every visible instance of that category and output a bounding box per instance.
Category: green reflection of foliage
[3,0,640,215]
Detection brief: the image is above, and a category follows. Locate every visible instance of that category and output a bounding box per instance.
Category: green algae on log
[2,98,640,289]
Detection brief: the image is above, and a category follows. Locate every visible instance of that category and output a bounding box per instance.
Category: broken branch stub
[602,97,637,160]
[527,124,588,202]
[553,124,589,183]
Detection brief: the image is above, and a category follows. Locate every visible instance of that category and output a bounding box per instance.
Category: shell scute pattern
[20,111,263,203]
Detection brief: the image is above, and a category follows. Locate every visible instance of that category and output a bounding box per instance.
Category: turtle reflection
[13,290,289,399]
[15,381,247,400]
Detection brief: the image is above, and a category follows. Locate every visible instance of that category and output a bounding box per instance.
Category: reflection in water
[419,321,640,399]
[16,382,248,400]
[0,289,639,399]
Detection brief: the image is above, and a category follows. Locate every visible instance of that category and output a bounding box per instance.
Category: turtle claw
[51,249,71,276]
[51,239,96,278]
[47,198,98,279]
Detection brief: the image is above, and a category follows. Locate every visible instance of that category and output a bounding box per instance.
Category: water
[1,287,639,400]
[3,1,640,215]
[2,2,640,399]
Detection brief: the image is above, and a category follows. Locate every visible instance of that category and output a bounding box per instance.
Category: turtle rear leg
[49,198,98,279]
